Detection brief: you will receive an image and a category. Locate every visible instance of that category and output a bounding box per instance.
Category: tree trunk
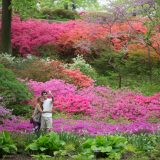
[1,0,12,54]
[147,46,152,82]
[118,74,122,88]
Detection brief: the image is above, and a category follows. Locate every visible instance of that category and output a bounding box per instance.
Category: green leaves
[81,135,130,159]
[12,0,38,19]
[0,64,32,107]
[26,132,66,156]
[0,131,17,158]
[126,133,160,152]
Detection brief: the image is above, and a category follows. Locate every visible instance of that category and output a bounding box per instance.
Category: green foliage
[41,8,79,20]
[11,132,38,154]
[0,64,32,106]
[78,135,132,159]
[40,0,100,11]
[12,0,38,19]
[126,133,160,152]
[38,44,59,59]
[10,104,32,118]
[91,46,160,93]
[0,131,17,158]
[57,132,86,157]
[66,55,97,79]
[32,154,52,160]
[26,132,66,156]
[91,48,122,76]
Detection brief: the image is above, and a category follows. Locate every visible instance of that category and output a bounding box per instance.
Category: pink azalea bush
[11,17,71,56]
[28,79,160,122]
[10,17,107,56]
[28,79,93,115]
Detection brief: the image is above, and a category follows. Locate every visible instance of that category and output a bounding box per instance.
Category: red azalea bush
[63,69,94,87]
[13,59,93,87]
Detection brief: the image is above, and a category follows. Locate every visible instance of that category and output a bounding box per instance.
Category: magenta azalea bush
[28,79,160,122]
[0,118,159,135]
[0,117,32,133]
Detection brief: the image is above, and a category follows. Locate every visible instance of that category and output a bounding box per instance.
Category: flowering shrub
[28,79,160,122]
[28,79,92,115]
[63,69,94,87]
[10,56,93,87]
[0,16,159,59]
[0,118,159,135]
[0,17,157,59]
[0,116,32,133]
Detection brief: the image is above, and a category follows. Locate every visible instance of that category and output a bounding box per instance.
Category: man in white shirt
[41,90,54,131]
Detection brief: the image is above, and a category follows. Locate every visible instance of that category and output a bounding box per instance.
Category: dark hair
[41,90,47,96]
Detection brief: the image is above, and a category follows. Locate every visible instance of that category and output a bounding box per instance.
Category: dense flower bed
[0,118,159,135]
[28,79,160,121]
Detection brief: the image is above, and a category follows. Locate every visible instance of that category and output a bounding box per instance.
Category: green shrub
[126,133,160,152]
[38,44,59,59]
[26,132,66,156]
[0,131,17,158]
[0,64,32,106]
[11,132,38,154]
[41,8,79,20]
[66,55,97,79]
[78,135,133,160]
[32,154,52,160]
[10,104,32,118]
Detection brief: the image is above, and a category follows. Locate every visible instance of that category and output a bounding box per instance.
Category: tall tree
[1,0,12,54]
[0,0,37,55]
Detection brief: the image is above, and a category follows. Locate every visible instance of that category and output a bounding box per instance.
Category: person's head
[37,97,43,103]
[41,90,48,100]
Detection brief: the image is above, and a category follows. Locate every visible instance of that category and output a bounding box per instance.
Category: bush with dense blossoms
[10,17,107,56]
[28,79,160,122]
[8,16,160,58]
[63,69,94,87]
[28,79,93,115]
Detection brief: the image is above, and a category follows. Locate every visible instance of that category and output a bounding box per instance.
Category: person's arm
[48,90,54,102]
[32,107,37,118]
[37,104,43,113]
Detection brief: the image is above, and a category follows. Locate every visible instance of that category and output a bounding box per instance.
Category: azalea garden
[0,0,160,159]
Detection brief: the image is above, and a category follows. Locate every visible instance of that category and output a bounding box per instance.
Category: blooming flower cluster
[0,118,159,135]
[0,117,32,133]
[3,16,158,57]
[28,79,160,122]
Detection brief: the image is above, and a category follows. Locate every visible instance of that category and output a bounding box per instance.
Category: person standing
[31,97,43,133]
[41,90,54,132]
